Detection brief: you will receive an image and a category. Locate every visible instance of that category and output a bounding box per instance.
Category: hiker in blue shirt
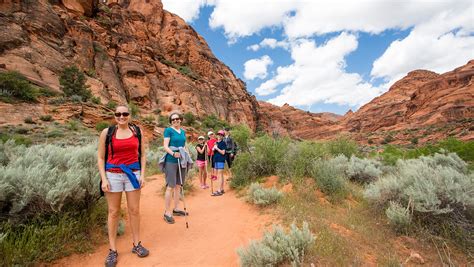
[211,130,227,196]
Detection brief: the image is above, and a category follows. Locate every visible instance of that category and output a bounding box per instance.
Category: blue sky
[163,0,474,115]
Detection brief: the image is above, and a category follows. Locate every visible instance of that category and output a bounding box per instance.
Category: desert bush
[230,152,254,188]
[0,71,37,102]
[59,66,92,101]
[231,124,252,153]
[46,129,64,138]
[106,100,117,110]
[364,153,473,248]
[277,141,329,180]
[47,97,67,105]
[70,94,83,103]
[0,201,106,266]
[311,156,349,198]
[157,115,168,127]
[251,135,290,177]
[40,115,53,121]
[202,114,229,130]
[347,156,383,183]
[237,222,315,267]
[146,146,165,175]
[24,117,34,124]
[247,183,283,206]
[0,141,101,220]
[90,96,101,104]
[142,115,155,124]
[385,201,411,233]
[95,121,109,132]
[67,119,80,131]
[183,112,195,126]
[325,136,358,158]
[129,102,140,118]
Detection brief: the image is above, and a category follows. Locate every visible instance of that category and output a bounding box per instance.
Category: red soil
[54,174,271,266]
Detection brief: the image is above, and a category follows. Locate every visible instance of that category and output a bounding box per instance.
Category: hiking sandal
[132,241,149,258]
[104,249,118,267]
[173,209,189,216]
[163,214,175,224]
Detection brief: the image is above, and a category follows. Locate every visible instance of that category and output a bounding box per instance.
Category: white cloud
[259,33,383,107]
[243,55,273,81]
[208,0,294,41]
[247,38,290,51]
[161,0,207,22]
[371,7,474,82]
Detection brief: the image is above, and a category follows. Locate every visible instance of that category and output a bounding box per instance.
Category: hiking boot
[163,214,175,224]
[104,249,118,267]
[220,189,225,194]
[173,209,188,216]
[211,191,223,196]
[132,241,149,258]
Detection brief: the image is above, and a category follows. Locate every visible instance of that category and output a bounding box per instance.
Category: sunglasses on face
[114,112,130,117]
[171,117,182,122]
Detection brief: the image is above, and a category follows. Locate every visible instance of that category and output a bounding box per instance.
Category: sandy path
[56,174,271,267]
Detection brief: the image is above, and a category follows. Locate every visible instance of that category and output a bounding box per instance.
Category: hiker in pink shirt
[207,131,217,181]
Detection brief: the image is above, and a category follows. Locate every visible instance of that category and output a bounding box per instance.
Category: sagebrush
[237,222,315,267]
[247,183,283,206]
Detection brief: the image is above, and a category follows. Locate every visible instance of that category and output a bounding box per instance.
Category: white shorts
[106,171,141,192]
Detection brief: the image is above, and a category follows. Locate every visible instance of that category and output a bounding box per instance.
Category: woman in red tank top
[97,105,149,266]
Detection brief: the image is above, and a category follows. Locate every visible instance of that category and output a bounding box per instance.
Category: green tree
[0,71,37,102]
[59,66,91,101]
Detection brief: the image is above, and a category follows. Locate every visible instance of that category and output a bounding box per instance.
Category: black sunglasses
[114,112,130,117]
[171,117,182,122]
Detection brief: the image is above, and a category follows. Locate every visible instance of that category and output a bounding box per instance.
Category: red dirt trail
[55,174,271,267]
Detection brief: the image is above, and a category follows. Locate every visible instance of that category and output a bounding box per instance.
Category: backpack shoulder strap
[104,125,116,165]
[129,123,142,167]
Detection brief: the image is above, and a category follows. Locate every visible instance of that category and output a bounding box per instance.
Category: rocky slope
[342,60,474,144]
[0,0,258,136]
[0,0,472,144]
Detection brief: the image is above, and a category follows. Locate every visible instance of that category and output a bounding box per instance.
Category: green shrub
[251,135,289,177]
[106,100,117,110]
[231,124,252,153]
[0,141,101,220]
[183,112,195,126]
[47,97,67,105]
[129,102,139,118]
[177,65,200,80]
[237,222,315,267]
[15,127,29,134]
[410,137,419,145]
[230,152,254,188]
[364,153,473,249]
[37,87,58,97]
[311,157,349,198]
[202,114,229,130]
[382,134,394,144]
[0,135,32,146]
[46,129,64,138]
[24,117,34,124]
[91,96,101,104]
[40,115,53,121]
[70,94,83,103]
[0,201,106,265]
[385,201,411,233]
[0,71,37,102]
[157,115,168,127]
[67,119,80,131]
[95,121,109,132]
[325,136,358,158]
[277,141,329,180]
[59,66,91,101]
[347,156,383,183]
[247,183,283,206]
[142,115,155,124]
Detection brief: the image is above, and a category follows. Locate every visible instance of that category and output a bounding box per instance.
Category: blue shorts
[215,162,225,169]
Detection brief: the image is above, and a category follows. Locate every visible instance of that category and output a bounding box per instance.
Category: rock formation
[0,0,472,144]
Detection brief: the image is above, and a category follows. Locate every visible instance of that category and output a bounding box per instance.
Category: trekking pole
[177,157,189,229]
[207,145,213,194]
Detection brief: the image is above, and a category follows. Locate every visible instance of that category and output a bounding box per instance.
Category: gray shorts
[164,163,187,188]
[106,171,141,192]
